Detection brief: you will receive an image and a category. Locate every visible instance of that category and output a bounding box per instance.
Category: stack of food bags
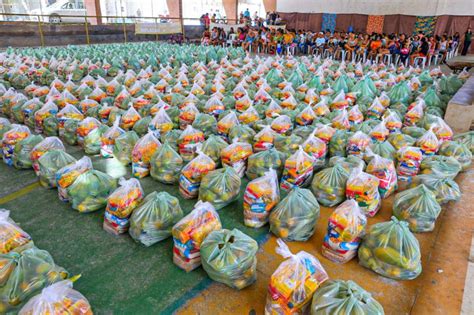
[129,191,184,246]
[55,156,93,202]
[104,177,144,235]
[265,239,329,314]
[200,228,258,290]
[172,201,222,272]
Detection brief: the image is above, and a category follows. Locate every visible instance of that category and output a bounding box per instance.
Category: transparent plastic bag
[311,164,349,207]
[178,125,205,162]
[84,124,108,155]
[0,118,12,142]
[38,150,76,188]
[200,228,258,289]
[416,127,439,156]
[438,140,472,171]
[321,199,367,263]
[346,167,381,217]
[172,201,222,272]
[19,280,92,315]
[358,216,422,280]
[420,155,462,180]
[331,110,350,130]
[149,108,173,137]
[346,131,371,157]
[179,149,216,199]
[29,136,65,175]
[129,191,183,246]
[221,139,253,178]
[100,117,125,158]
[113,131,139,165]
[270,187,320,241]
[120,106,141,131]
[280,146,314,191]
[12,135,43,169]
[366,149,397,198]
[370,120,390,142]
[76,117,101,147]
[56,104,83,138]
[2,124,30,167]
[199,167,241,210]
[217,111,239,138]
[254,125,277,152]
[387,132,416,151]
[271,115,293,135]
[411,173,461,205]
[265,239,329,314]
[0,247,68,312]
[246,148,285,180]
[192,113,217,138]
[453,131,474,154]
[243,169,280,228]
[310,280,384,315]
[150,142,183,184]
[63,119,79,146]
[131,132,161,178]
[67,170,117,213]
[55,156,93,202]
[0,209,32,254]
[329,130,352,157]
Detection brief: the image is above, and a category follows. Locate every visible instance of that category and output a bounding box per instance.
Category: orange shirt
[370,40,382,51]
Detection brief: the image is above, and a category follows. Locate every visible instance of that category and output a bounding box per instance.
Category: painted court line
[0,181,40,205]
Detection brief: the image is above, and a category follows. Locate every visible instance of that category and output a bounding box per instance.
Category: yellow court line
[0,182,41,205]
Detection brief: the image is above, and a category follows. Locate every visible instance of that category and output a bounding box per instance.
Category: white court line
[461,234,474,314]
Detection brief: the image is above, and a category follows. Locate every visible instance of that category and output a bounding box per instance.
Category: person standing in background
[461,28,472,56]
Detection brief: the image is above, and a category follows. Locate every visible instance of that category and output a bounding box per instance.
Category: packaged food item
[104,177,144,235]
[370,120,390,142]
[330,90,349,111]
[56,104,83,138]
[254,125,277,152]
[100,117,125,158]
[321,199,367,263]
[358,216,422,280]
[149,107,173,138]
[2,124,30,167]
[296,105,317,126]
[396,146,423,190]
[55,156,93,202]
[419,155,461,180]
[403,101,424,127]
[393,184,442,232]
[348,105,364,125]
[221,139,253,178]
[366,149,397,198]
[129,191,183,246]
[131,132,161,178]
[38,150,76,188]
[67,170,117,213]
[411,173,461,205]
[19,280,92,315]
[279,146,313,191]
[0,247,68,312]
[416,127,439,156]
[178,125,205,162]
[119,106,141,131]
[265,239,329,314]
[243,169,280,228]
[150,142,184,184]
[29,137,65,176]
[438,140,472,171]
[216,111,239,139]
[113,131,139,165]
[76,117,101,147]
[0,209,32,254]
[172,201,222,272]
[345,167,381,217]
[311,164,349,207]
[201,228,258,290]
[313,124,336,143]
[179,149,216,199]
[346,131,371,157]
[331,110,350,130]
[12,135,43,169]
[301,133,327,170]
[384,110,403,133]
[310,280,384,315]
[270,187,320,241]
[366,97,385,119]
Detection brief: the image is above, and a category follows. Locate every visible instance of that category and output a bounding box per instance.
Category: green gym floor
[1,143,473,314]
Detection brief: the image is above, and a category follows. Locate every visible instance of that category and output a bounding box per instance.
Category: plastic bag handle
[275,238,294,259]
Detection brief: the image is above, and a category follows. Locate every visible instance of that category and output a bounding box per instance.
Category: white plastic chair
[413,56,427,68]
[226,34,236,47]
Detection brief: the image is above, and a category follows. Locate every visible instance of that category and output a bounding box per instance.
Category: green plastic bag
[358,216,422,280]
[160,129,182,151]
[199,167,241,210]
[0,247,68,312]
[133,116,152,136]
[38,150,76,188]
[84,124,108,155]
[12,135,43,169]
[453,131,474,154]
[67,170,117,213]
[438,140,472,171]
[229,124,256,144]
[200,228,258,290]
[43,116,59,136]
[192,113,217,137]
[329,130,352,157]
[311,164,349,207]
[269,187,320,241]
[63,119,79,146]
[150,142,183,184]
[113,131,139,165]
[328,155,366,173]
[201,135,228,165]
[310,280,384,315]
[412,174,461,205]
[246,148,285,180]
[129,191,183,246]
[393,184,441,232]
[370,140,396,161]
[274,133,303,158]
[419,155,462,179]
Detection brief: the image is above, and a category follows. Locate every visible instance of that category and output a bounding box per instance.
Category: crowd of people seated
[201,24,472,66]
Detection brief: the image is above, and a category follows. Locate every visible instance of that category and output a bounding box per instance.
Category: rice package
[172,201,222,272]
[12,135,43,169]
[270,187,320,241]
[55,156,93,202]
[104,177,144,235]
[199,167,241,210]
[310,280,384,315]
[280,146,314,191]
[129,191,184,246]
[2,124,30,166]
[100,117,125,158]
[200,228,258,289]
[178,125,205,162]
[179,150,216,199]
[38,150,76,188]
[265,239,329,314]
[311,164,350,207]
[358,216,422,280]
[19,280,92,315]
[243,169,280,228]
[246,148,285,180]
[0,247,68,312]
[113,130,139,165]
[131,132,161,178]
[150,142,184,184]
[221,139,253,177]
[393,184,442,233]
[346,167,381,217]
[0,209,32,254]
[67,170,117,213]
[321,199,367,263]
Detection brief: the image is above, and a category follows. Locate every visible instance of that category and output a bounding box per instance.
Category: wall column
[166,0,181,20]
[222,0,237,24]
[85,0,101,25]
[263,0,276,13]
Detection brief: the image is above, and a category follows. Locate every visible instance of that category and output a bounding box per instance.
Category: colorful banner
[321,13,337,33]
[366,15,385,34]
[135,22,183,35]
[413,16,438,36]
